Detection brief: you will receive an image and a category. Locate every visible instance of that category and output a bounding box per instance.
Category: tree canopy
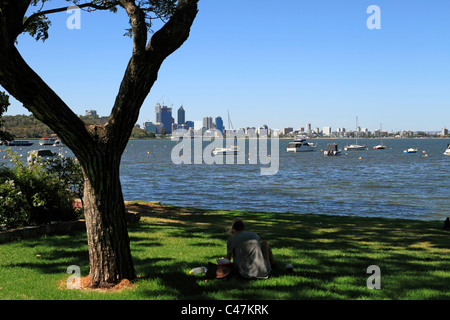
[18,0,178,41]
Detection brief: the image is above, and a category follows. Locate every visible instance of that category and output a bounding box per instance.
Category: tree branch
[21,1,120,36]
[107,0,199,153]
[0,45,94,160]
[0,0,33,44]
[118,0,147,55]
[145,0,199,60]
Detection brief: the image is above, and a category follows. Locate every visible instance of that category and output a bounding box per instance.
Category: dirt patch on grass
[61,276,134,292]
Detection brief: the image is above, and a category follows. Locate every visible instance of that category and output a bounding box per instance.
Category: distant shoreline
[3,136,449,142]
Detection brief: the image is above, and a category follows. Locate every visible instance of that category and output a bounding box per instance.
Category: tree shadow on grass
[3,201,449,299]
[2,232,90,276]
[126,202,450,299]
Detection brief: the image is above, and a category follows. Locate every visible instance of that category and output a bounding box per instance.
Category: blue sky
[3,0,450,132]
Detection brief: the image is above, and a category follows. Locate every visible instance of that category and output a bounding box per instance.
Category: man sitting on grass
[226,219,274,279]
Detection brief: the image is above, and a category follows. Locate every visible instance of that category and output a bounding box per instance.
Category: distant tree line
[2,114,154,139]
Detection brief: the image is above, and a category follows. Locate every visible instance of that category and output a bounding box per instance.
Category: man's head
[231,219,245,234]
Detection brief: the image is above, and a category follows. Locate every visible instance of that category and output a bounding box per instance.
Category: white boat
[324,143,341,156]
[52,139,66,147]
[286,137,317,152]
[443,144,450,156]
[373,124,386,149]
[212,145,238,155]
[344,116,366,151]
[39,138,56,146]
[344,144,366,151]
[403,148,418,154]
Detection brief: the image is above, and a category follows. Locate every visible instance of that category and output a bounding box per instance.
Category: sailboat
[344,116,366,151]
[213,109,239,155]
[443,144,450,156]
[373,123,386,149]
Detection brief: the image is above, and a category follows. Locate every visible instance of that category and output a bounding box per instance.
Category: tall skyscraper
[160,105,172,134]
[155,103,162,123]
[178,106,185,125]
[215,116,223,133]
[203,116,213,129]
[155,102,173,134]
[306,123,311,133]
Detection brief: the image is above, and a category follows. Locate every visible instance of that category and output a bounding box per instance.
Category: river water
[2,138,449,221]
[120,138,450,221]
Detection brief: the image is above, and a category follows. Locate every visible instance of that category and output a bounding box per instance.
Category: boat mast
[380,123,383,145]
[227,109,234,130]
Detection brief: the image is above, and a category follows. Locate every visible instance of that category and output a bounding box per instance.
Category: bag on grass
[206,262,233,280]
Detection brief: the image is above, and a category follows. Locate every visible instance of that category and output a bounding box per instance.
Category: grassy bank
[0,201,449,300]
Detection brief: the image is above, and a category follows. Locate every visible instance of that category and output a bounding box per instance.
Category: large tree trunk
[0,0,199,289]
[81,148,135,287]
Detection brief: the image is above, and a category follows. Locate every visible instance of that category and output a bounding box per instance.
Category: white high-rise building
[323,127,332,136]
[306,123,311,133]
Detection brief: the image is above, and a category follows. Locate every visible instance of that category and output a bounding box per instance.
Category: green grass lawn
[0,200,449,300]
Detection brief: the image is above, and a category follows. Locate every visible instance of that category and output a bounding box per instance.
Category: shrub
[0,149,82,229]
[0,178,29,229]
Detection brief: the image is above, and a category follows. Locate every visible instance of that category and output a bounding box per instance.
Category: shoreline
[3,136,450,141]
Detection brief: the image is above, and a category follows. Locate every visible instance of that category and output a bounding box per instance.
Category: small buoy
[268,155,271,157]
[425,154,428,157]
[359,157,362,160]
[147,151,150,154]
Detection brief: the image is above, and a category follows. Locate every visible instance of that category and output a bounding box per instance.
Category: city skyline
[144,103,448,136]
[1,1,449,133]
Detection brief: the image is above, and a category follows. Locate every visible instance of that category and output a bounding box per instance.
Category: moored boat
[287,137,316,152]
[52,139,66,147]
[212,145,238,155]
[344,116,366,151]
[5,140,34,146]
[403,148,418,154]
[39,138,56,146]
[344,144,366,151]
[324,143,341,156]
[443,144,450,156]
